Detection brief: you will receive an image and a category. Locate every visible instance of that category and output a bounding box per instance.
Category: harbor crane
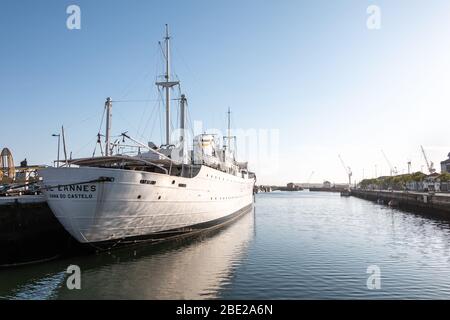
[381,150,398,176]
[338,155,352,188]
[420,145,436,174]
[307,171,314,185]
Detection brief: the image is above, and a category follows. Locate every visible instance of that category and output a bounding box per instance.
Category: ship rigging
[40,25,256,245]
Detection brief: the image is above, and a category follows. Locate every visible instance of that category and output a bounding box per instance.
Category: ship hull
[40,166,255,244]
[84,203,253,250]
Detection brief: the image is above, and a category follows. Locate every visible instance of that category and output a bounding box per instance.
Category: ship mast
[105,97,112,156]
[156,24,179,146]
[180,94,187,164]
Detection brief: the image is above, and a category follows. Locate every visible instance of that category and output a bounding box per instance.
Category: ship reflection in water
[0,209,255,300]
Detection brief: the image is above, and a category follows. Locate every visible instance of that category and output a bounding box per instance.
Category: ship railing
[67,155,169,174]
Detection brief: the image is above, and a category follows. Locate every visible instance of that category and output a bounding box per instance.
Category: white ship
[40,25,256,246]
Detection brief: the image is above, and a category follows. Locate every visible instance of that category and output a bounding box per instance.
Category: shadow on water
[0,208,255,300]
[352,195,450,228]
[278,190,450,226]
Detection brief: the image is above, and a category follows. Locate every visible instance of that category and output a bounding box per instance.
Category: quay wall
[351,189,450,216]
[309,187,346,193]
[0,201,74,267]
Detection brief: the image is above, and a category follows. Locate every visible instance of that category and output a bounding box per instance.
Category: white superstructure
[40,25,256,245]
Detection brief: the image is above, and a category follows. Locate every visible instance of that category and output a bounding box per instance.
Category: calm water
[2,191,450,299]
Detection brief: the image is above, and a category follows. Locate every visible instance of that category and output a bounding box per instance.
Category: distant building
[423,173,441,192]
[323,181,332,189]
[406,180,423,192]
[441,153,450,173]
[286,182,303,191]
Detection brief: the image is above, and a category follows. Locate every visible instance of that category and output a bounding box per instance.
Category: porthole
[140,179,156,185]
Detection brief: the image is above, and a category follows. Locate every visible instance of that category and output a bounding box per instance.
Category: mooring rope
[0,181,40,196]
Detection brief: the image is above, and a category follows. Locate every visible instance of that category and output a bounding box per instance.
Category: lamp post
[52,133,61,168]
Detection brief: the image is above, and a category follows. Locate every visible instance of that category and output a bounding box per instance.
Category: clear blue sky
[1,0,450,185]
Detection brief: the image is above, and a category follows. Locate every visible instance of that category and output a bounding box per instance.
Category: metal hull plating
[40,166,254,243]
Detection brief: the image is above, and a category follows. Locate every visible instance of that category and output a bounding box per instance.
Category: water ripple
[2,192,450,299]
